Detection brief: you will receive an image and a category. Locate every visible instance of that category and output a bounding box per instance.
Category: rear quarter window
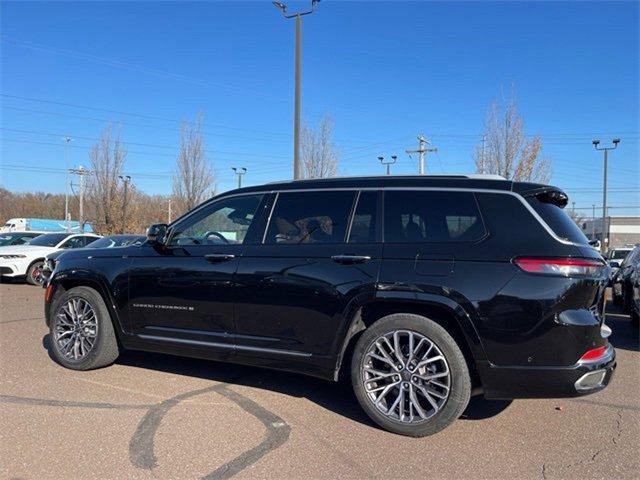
[526,196,589,245]
[383,191,486,243]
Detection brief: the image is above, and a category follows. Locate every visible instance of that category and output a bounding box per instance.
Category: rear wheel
[26,260,44,285]
[351,313,471,437]
[49,286,119,370]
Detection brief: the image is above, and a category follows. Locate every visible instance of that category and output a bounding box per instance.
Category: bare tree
[301,115,339,179]
[474,94,552,183]
[172,113,214,215]
[87,125,127,234]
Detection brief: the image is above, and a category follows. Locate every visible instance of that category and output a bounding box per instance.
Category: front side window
[384,191,485,243]
[265,191,355,244]
[60,236,87,249]
[169,194,263,246]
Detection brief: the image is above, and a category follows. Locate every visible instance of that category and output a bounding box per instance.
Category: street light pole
[379,155,397,176]
[231,167,247,189]
[592,138,620,252]
[63,136,72,232]
[118,175,132,234]
[272,0,321,180]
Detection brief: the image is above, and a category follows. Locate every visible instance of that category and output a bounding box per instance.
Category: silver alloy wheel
[53,297,98,361]
[362,329,451,423]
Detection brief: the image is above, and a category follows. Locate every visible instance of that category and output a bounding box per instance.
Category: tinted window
[86,235,142,248]
[348,191,377,243]
[169,194,263,246]
[609,249,631,260]
[527,197,589,245]
[384,191,485,243]
[265,191,355,244]
[60,236,89,249]
[29,233,69,247]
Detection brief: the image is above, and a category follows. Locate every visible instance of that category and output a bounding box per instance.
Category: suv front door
[127,194,266,357]
[234,190,382,376]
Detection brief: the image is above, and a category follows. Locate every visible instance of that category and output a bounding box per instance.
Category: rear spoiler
[517,186,569,208]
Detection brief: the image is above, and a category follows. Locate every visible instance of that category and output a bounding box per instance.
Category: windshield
[526,195,589,245]
[85,236,142,248]
[28,233,69,247]
[0,234,22,246]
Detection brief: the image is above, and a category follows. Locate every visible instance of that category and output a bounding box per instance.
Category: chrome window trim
[262,192,280,244]
[345,190,361,243]
[189,186,582,248]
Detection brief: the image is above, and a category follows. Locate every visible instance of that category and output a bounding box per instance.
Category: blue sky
[1,0,638,216]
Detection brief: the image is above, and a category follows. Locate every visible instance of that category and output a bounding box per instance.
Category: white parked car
[0,232,100,285]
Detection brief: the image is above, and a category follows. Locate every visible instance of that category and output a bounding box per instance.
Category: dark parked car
[630,266,640,327]
[44,175,615,437]
[611,245,640,312]
[41,234,146,284]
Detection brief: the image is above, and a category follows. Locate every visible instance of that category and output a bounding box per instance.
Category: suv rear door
[234,189,382,375]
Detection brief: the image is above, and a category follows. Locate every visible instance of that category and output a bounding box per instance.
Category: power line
[0,37,281,100]
[0,93,292,138]
[0,127,291,160]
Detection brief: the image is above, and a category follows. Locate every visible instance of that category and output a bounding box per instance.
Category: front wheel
[49,286,120,370]
[26,260,44,285]
[351,313,471,437]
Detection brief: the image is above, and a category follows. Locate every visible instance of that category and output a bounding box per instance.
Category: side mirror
[146,224,168,245]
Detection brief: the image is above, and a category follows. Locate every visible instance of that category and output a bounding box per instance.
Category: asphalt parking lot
[1,283,638,480]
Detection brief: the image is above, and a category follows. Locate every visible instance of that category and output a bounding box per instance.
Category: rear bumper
[477,344,616,399]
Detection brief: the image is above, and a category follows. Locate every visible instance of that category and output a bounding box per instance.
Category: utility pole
[231,167,247,189]
[379,155,397,176]
[272,0,321,180]
[481,134,487,173]
[63,136,72,232]
[70,166,91,233]
[119,175,132,234]
[591,204,596,240]
[406,135,437,175]
[167,198,172,224]
[592,138,620,251]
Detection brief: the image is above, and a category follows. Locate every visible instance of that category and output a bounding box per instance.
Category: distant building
[581,216,640,248]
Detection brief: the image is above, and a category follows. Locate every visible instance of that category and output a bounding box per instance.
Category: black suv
[44,175,615,437]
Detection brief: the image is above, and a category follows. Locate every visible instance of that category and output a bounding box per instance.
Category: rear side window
[526,196,589,245]
[265,191,355,244]
[384,191,485,243]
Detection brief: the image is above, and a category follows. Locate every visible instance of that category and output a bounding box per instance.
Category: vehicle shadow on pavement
[42,334,513,428]
[604,303,639,353]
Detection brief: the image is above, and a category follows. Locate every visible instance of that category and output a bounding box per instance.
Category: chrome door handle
[331,254,371,264]
[204,253,236,263]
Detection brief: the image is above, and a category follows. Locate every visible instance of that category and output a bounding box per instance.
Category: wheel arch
[47,272,124,342]
[333,295,487,386]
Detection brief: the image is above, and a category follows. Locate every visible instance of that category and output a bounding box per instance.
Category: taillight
[579,345,611,363]
[513,257,604,277]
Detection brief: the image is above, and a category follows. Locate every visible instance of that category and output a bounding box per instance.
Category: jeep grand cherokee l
[44,175,615,437]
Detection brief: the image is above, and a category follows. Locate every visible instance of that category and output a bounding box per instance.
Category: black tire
[49,286,120,370]
[26,260,44,286]
[351,313,471,437]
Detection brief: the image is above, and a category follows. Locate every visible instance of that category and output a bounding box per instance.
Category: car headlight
[0,254,27,259]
